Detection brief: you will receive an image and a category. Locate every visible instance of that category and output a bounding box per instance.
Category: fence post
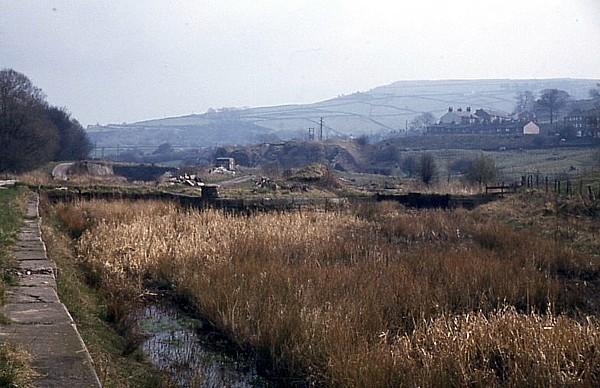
[536,174,539,188]
[545,176,548,193]
[588,185,595,201]
[579,180,583,197]
[521,176,526,187]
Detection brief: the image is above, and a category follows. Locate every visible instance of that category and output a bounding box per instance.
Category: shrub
[466,154,498,185]
[418,153,436,185]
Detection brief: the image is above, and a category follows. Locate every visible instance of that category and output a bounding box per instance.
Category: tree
[465,154,498,185]
[0,69,58,172]
[536,89,570,124]
[418,153,436,185]
[373,144,401,163]
[559,125,578,140]
[153,142,174,155]
[448,158,473,175]
[409,112,437,130]
[0,69,92,172]
[401,155,418,178]
[514,90,536,120]
[354,135,369,146]
[45,106,92,160]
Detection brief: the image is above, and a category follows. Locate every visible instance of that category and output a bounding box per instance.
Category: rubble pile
[165,174,205,187]
[255,176,279,191]
[210,167,236,175]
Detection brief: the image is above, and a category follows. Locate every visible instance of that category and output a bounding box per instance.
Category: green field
[399,147,599,180]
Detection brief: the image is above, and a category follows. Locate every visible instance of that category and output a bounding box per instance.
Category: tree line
[0,68,91,173]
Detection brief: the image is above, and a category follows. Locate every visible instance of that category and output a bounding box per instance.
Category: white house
[523,121,540,135]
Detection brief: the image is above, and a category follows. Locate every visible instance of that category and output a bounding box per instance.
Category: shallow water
[136,304,264,387]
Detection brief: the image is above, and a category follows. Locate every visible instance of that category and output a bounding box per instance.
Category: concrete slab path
[0,193,102,387]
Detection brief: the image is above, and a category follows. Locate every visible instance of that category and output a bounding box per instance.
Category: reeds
[56,200,600,386]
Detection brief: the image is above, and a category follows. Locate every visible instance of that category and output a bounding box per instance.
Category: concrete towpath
[0,193,101,387]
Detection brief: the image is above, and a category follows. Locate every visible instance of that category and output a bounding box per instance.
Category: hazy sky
[1,0,599,125]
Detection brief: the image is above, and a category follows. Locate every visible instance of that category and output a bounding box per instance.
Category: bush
[401,156,418,177]
[418,153,436,185]
[466,154,499,185]
[448,158,473,175]
[354,135,369,146]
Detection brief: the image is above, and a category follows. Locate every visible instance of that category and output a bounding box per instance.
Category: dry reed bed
[55,200,600,387]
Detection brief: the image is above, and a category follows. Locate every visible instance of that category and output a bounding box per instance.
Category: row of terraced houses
[427,104,600,138]
[426,107,541,135]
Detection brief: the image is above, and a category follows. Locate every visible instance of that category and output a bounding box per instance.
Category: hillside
[87,78,599,149]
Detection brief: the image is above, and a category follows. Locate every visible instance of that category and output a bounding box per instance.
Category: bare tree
[465,154,498,185]
[418,153,436,185]
[153,142,174,155]
[0,69,92,172]
[45,106,92,160]
[536,89,570,124]
[0,69,58,172]
[401,155,418,178]
[409,112,437,130]
[514,91,536,120]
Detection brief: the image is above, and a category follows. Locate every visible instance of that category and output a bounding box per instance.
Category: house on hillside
[439,107,478,125]
[522,121,540,135]
[563,108,600,137]
[474,108,513,124]
[427,106,520,135]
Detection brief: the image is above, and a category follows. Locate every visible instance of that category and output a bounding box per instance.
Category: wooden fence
[518,174,599,200]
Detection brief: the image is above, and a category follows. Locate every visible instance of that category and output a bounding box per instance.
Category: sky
[1,0,599,126]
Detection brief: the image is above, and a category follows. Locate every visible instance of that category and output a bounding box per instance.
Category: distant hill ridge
[87,78,599,148]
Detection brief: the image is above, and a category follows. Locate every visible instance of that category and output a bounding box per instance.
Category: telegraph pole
[319,117,324,141]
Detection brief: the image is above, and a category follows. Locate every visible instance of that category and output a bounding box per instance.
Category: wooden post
[588,185,595,201]
[545,176,549,193]
[579,180,583,197]
[536,174,539,188]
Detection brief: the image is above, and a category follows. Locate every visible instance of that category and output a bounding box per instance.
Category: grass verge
[0,186,35,387]
[0,186,25,302]
[0,343,36,387]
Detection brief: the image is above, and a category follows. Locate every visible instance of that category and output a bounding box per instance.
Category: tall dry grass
[55,200,600,386]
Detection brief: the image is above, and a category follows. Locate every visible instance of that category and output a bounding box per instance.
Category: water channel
[135,304,267,387]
